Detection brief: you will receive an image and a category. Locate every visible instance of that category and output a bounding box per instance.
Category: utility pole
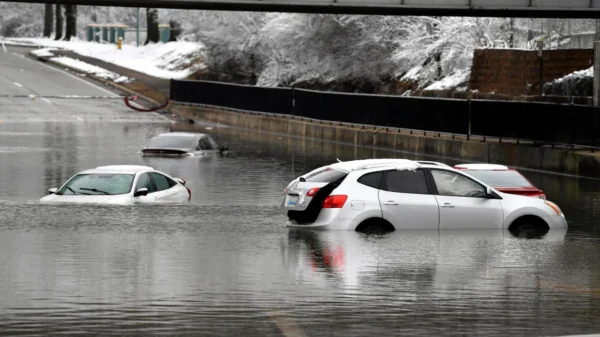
[136,8,140,47]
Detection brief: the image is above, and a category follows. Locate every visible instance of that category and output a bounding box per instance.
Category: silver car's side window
[431,170,485,197]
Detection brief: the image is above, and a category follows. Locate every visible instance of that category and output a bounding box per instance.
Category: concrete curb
[28,51,164,107]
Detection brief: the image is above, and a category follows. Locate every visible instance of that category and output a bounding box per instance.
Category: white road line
[73,115,84,122]
[41,98,51,104]
[17,54,119,97]
[13,82,23,88]
[2,42,6,53]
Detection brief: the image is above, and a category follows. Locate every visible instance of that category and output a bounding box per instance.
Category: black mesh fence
[170,79,293,115]
[171,79,599,148]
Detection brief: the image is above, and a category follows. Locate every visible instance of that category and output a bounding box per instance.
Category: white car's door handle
[384,201,399,206]
[441,203,455,208]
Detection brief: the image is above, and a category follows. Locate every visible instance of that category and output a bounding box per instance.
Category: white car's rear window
[305,168,347,183]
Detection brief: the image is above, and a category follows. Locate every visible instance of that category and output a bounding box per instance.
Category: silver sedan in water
[141,132,228,157]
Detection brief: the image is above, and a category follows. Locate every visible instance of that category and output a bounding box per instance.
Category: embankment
[170,103,600,178]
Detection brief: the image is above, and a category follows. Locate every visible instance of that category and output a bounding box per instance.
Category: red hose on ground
[124,95,169,112]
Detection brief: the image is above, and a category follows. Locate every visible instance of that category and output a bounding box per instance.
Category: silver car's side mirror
[48,187,58,194]
[486,187,493,197]
[134,188,148,197]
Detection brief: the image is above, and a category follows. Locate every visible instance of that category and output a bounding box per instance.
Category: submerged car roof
[154,132,207,138]
[455,164,510,171]
[79,165,154,174]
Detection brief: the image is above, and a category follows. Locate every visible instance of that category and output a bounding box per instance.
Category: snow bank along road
[0,45,168,124]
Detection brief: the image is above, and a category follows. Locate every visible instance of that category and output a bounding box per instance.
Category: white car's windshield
[58,174,135,196]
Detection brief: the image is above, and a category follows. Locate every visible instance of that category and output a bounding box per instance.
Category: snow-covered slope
[9,38,206,80]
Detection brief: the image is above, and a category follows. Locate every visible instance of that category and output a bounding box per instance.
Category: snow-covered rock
[51,56,126,81]
[544,67,593,96]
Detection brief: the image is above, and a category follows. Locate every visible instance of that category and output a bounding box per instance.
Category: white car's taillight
[306,187,320,197]
[323,195,347,208]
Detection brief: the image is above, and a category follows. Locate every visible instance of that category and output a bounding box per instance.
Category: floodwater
[0,118,599,336]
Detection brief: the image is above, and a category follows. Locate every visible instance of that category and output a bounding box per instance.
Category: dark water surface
[0,120,599,336]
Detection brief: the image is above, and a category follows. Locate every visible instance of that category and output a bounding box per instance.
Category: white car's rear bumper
[286,209,355,230]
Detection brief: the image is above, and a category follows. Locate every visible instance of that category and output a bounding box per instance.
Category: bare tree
[145,8,159,44]
[64,4,76,41]
[43,4,53,38]
[54,4,63,40]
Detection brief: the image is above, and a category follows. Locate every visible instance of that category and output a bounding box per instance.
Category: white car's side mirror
[48,187,58,194]
[134,188,149,197]
[486,187,494,197]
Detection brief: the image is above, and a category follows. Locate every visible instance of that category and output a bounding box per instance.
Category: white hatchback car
[40,165,191,205]
[281,159,567,233]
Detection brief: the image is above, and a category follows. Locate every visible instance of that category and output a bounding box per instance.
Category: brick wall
[468,49,594,96]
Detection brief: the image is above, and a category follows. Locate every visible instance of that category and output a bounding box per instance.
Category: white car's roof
[329,159,422,172]
[80,165,154,174]
[455,164,509,171]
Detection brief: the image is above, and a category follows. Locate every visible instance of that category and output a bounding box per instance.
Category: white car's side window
[136,173,156,193]
[431,170,485,197]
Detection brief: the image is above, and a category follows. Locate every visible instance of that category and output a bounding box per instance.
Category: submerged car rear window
[305,168,347,183]
[146,136,195,149]
[463,170,533,188]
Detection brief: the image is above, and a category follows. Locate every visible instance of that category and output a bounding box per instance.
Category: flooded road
[0,117,600,336]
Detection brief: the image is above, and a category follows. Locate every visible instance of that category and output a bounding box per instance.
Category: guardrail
[170,79,599,151]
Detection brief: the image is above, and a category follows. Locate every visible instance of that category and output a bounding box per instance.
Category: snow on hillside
[9,38,206,79]
[3,3,599,94]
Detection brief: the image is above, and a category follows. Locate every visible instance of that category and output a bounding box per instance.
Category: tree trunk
[64,5,76,41]
[43,4,53,38]
[169,20,181,42]
[145,8,159,45]
[54,4,63,41]
[509,18,515,48]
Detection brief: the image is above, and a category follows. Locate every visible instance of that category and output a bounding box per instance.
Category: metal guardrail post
[292,87,296,116]
[594,106,598,153]
[467,96,471,141]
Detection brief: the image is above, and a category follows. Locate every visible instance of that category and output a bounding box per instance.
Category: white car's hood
[40,194,132,205]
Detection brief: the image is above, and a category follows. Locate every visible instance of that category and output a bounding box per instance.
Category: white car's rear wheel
[355,218,395,234]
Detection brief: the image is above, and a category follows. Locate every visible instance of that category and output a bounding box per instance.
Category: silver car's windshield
[58,174,135,196]
[146,136,196,149]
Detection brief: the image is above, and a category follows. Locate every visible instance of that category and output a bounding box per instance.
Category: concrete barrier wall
[170,103,600,178]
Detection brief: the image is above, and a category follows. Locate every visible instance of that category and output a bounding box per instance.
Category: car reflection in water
[283,229,568,293]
